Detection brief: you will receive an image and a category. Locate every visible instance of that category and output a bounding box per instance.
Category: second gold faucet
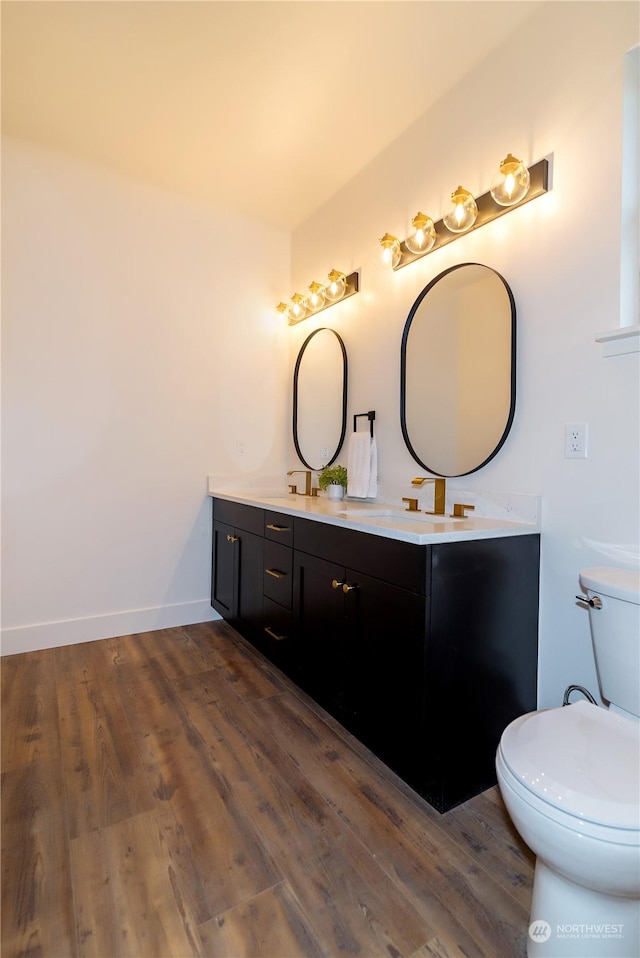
[411,477,446,515]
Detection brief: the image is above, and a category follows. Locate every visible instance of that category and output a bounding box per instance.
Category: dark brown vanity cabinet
[211,497,540,812]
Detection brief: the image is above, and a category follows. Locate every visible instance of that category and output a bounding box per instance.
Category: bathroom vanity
[210,492,540,812]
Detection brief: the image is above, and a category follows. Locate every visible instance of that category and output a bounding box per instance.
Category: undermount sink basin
[338,507,461,523]
[393,512,462,523]
[337,508,395,517]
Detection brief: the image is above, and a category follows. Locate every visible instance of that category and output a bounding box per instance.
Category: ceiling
[2,1,542,231]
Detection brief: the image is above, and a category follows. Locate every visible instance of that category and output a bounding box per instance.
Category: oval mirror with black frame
[293,327,348,471]
[400,263,516,477]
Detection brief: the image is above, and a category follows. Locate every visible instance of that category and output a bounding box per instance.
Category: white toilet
[496,567,640,958]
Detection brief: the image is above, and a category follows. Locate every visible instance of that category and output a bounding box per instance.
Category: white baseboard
[0,600,221,656]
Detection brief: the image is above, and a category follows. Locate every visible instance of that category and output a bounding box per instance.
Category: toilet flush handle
[575,594,603,609]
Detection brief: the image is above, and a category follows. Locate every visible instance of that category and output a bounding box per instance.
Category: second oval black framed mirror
[400,263,516,477]
[293,327,348,470]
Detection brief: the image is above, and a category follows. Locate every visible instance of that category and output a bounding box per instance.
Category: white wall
[1,137,290,653]
[289,3,640,707]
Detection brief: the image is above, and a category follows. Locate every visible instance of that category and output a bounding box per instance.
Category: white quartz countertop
[209,487,540,546]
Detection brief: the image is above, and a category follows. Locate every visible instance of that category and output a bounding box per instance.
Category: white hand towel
[347,433,378,499]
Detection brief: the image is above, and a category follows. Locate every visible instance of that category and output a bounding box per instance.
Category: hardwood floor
[1,621,535,957]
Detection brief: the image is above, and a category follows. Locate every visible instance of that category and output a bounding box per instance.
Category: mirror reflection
[401,263,515,477]
[293,327,348,471]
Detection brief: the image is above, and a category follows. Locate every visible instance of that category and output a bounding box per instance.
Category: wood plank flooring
[1,620,535,958]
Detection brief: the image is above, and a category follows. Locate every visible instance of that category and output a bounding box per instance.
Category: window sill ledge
[596,324,640,356]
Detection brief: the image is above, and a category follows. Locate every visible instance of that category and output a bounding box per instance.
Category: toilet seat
[499,700,640,832]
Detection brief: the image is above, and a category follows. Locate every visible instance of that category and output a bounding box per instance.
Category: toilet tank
[579,567,640,717]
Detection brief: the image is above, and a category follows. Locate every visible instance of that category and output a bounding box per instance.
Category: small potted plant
[318,464,348,500]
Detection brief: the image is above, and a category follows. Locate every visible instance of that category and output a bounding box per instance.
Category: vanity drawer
[264,540,293,608]
[262,596,292,644]
[264,511,294,547]
[293,516,429,594]
[214,498,264,536]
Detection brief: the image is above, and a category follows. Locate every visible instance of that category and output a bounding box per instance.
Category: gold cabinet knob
[342,583,357,593]
[226,534,239,542]
[331,579,346,590]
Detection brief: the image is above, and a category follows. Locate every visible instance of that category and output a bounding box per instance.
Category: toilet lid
[500,701,640,829]
[579,566,640,603]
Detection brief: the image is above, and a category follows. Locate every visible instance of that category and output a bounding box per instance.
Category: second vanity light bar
[384,157,550,272]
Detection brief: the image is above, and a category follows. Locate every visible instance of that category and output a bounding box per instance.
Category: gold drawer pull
[266,523,291,533]
[342,583,357,593]
[331,579,346,590]
[264,626,287,641]
[265,568,287,579]
[226,534,239,542]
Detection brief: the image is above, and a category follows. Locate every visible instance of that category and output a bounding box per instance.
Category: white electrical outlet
[564,423,588,459]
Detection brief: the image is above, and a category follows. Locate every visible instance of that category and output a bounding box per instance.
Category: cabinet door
[292,551,347,718]
[344,570,429,786]
[211,520,263,635]
[428,536,540,810]
[211,520,238,617]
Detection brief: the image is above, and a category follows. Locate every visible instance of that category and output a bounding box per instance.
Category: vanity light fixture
[490,153,530,206]
[277,269,359,325]
[375,233,402,270]
[442,186,478,233]
[383,155,550,271]
[405,212,437,254]
[325,269,347,302]
[307,281,326,311]
[288,293,308,323]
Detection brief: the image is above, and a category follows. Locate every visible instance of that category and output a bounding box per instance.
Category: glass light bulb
[325,270,347,302]
[490,153,530,206]
[405,213,436,255]
[287,293,308,323]
[443,186,478,233]
[307,281,326,311]
[375,232,401,269]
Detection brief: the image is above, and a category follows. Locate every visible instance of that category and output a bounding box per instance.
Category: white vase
[327,484,344,500]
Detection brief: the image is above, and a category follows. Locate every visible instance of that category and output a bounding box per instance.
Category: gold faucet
[451,502,475,519]
[411,476,446,515]
[287,470,318,497]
